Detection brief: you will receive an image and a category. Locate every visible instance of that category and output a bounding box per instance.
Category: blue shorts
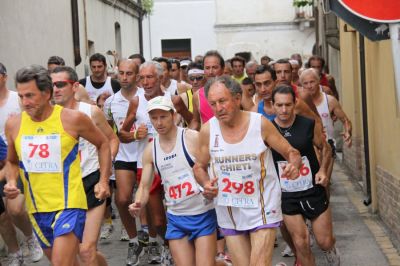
[166,209,217,241]
[29,209,86,248]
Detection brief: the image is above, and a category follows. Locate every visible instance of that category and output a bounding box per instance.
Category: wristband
[134,130,138,140]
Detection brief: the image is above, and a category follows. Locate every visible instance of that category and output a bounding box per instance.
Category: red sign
[339,0,400,23]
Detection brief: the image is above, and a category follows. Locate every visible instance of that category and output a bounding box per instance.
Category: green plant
[293,0,313,7]
[141,0,154,15]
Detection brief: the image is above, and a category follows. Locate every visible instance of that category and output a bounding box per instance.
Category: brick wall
[342,136,366,183]
[376,166,400,242]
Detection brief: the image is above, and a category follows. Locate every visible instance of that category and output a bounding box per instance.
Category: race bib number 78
[21,135,62,173]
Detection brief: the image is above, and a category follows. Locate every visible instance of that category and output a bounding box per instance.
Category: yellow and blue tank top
[15,105,87,213]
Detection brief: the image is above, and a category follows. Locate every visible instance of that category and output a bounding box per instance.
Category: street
[14,158,400,265]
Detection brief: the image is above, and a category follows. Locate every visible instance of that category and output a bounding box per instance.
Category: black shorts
[0,179,24,197]
[282,186,329,220]
[328,139,337,159]
[83,170,105,209]
[114,161,137,172]
[0,198,5,215]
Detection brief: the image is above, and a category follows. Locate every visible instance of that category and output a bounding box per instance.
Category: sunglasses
[52,80,76,88]
[189,76,204,81]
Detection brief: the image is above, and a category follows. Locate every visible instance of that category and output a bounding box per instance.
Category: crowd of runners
[0,49,352,266]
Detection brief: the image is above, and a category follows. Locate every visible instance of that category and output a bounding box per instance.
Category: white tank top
[135,92,171,168]
[209,112,282,230]
[78,102,99,177]
[165,79,178,95]
[316,92,334,140]
[85,76,114,101]
[103,90,141,162]
[0,90,21,144]
[153,127,213,215]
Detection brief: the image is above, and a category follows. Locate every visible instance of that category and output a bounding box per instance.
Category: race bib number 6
[278,156,313,192]
[21,135,62,173]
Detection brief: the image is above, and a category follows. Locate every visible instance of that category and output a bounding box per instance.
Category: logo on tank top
[321,113,329,118]
[214,134,219,148]
[36,127,44,133]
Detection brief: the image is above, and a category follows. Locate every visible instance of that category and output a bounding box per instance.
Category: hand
[128,201,142,217]
[202,178,218,200]
[135,123,148,140]
[4,180,20,199]
[94,181,110,200]
[315,170,329,187]
[281,163,300,180]
[341,131,352,148]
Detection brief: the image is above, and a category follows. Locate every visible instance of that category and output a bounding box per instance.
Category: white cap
[180,60,191,67]
[147,96,175,113]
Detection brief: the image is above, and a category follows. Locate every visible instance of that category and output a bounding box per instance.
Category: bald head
[118,59,139,90]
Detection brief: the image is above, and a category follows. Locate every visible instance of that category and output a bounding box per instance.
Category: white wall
[0,0,74,89]
[216,0,295,24]
[0,0,141,88]
[142,0,217,60]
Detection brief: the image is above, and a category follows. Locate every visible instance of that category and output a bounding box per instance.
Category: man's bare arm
[119,96,139,143]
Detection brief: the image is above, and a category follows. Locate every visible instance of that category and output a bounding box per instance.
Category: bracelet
[133,130,138,140]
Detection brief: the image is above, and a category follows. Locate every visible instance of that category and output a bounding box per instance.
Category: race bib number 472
[21,135,62,173]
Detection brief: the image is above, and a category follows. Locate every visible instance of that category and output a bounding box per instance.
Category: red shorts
[137,168,162,195]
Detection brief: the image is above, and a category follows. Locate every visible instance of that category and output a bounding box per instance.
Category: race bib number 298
[21,135,62,173]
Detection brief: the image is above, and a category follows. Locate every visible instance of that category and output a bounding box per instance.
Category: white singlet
[209,112,282,230]
[78,102,99,177]
[103,90,141,163]
[165,79,178,95]
[153,127,213,215]
[316,92,334,140]
[85,76,114,101]
[0,90,21,144]
[135,92,171,168]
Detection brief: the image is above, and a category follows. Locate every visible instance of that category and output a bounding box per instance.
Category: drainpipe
[138,0,144,55]
[71,0,81,66]
[359,34,372,206]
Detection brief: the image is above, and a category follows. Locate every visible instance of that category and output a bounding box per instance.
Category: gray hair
[245,60,258,70]
[204,75,242,99]
[139,61,163,78]
[15,65,53,96]
[299,68,320,84]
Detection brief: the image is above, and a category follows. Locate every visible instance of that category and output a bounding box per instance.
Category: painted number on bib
[21,134,62,173]
[217,172,259,209]
[28,143,49,158]
[164,172,200,205]
[168,182,195,200]
[222,178,255,195]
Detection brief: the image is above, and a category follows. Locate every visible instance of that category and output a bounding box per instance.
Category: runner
[120,61,191,264]
[4,65,111,266]
[129,96,217,266]
[79,53,120,102]
[270,85,340,266]
[51,66,119,266]
[0,62,43,265]
[300,68,352,181]
[103,59,146,265]
[193,75,302,266]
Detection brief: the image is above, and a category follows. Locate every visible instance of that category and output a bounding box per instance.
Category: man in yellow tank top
[4,65,111,266]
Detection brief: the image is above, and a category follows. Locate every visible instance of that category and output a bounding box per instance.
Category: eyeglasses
[189,76,204,81]
[52,80,76,88]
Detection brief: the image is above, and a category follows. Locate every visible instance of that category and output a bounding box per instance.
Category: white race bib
[217,171,259,208]
[21,135,62,173]
[278,156,313,192]
[164,171,200,206]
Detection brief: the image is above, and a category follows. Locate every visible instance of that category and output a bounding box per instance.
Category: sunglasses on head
[189,76,204,81]
[52,80,75,88]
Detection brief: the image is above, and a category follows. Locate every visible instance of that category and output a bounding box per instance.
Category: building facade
[0,0,142,88]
